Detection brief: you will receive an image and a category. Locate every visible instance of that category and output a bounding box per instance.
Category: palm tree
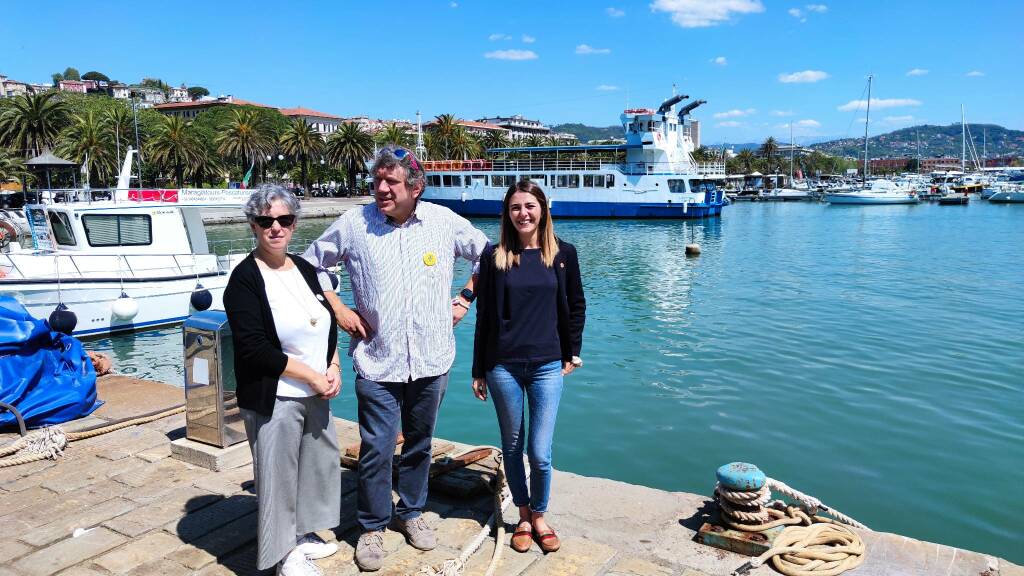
[691,145,715,163]
[736,149,756,174]
[480,130,511,152]
[57,112,116,186]
[429,114,460,159]
[523,134,545,148]
[188,144,226,188]
[280,118,324,193]
[147,115,202,187]
[0,148,27,184]
[216,109,273,178]
[0,92,70,158]
[376,122,413,148]
[103,103,134,163]
[759,137,779,162]
[449,127,480,160]
[326,122,374,195]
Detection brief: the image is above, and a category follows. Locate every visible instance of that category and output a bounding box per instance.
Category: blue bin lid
[183,310,230,333]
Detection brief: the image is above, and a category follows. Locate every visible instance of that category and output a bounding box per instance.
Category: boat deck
[0,376,1018,576]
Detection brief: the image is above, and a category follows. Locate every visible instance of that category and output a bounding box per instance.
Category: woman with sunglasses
[471,180,586,554]
[223,185,342,576]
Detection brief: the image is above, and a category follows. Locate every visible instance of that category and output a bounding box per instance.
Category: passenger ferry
[421,95,727,218]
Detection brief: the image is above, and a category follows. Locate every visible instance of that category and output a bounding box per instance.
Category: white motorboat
[988,183,1024,203]
[826,179,920,205]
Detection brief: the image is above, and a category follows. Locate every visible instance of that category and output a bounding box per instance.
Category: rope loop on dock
[741,523,865,576]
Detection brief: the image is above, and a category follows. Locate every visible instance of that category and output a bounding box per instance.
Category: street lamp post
[319,157,325,194]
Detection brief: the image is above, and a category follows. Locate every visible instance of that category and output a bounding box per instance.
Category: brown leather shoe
[511,527,533,553]
[535,529,560,553]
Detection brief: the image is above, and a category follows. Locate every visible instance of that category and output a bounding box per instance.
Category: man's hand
[472,378,487,401]
[337,306,372,339]
[452,297,470,326]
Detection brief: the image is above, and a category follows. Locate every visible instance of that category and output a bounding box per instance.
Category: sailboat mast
[863,75,872,185]
[916,129,921,173]
[961,104,966,172]
[789,122,794,183]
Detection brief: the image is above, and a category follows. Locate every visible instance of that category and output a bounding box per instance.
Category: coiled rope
[0,405,185,468]
[416,447,515,576]
[716,473,867,576]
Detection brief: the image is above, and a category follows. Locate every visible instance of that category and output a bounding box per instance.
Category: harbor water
[88,201,1024,562]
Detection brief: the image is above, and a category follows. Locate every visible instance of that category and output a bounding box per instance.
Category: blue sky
[3,0,1021,144]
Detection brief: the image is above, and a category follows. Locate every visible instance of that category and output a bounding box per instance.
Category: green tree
[103,103,134,162]
[216,108,274,179]
[279,118,324,193]
[449,128,480,160]
[0,92,71,158]
[187,86,209,100]
[735,149,756,173]
[82,71,110,82]
[148,115,203,187]
[427,114,460,159]
[758,137,779,171]
[326,122,374,195]
[57,111,116,186]
[0,148,27,184]
[691,145,716,163]
[523,134,544,147]
[63,67,81,81]
[480,130,511,151]
[376,122,413,148]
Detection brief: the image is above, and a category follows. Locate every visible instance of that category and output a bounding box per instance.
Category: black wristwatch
[459,288,476,302]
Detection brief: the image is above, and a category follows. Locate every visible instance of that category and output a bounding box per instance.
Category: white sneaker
[295,533,339,560]
[277,547,324,576]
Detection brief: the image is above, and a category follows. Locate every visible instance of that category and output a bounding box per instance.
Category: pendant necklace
[268,265,319,327]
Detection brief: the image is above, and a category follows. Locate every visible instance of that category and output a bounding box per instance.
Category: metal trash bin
[183,310,246,448]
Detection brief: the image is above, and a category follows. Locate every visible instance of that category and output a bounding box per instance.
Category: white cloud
[651,0,765,28]
[522,34,536,44]
[796,119,821,127]
[966,70,985,77]
[805,4,827,12]
[770,110,794,116]
[713,108,756,118]
[449,1,458,7]
[711,56,728,66]
[837,98,921,111]
[488,33,512,41]
[717,121,743,128]
[906,68,928,76]
[576,44,611,55]
[596,85,620,91]
[778,70,829,83]
[484,50,539,61]
[788,7,803,17]
[606,7,625,17]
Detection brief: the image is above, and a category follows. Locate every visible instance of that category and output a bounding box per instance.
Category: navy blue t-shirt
[496,249,562,364]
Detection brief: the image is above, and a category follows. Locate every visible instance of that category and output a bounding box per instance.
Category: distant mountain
[550,123,621,142]
[810,124,1024,158]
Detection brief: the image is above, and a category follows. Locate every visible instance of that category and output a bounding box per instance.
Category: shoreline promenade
[0,376,1020,576]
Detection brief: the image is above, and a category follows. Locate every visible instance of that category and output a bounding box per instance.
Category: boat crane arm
[678,100,707,120]
[657,94,689,114]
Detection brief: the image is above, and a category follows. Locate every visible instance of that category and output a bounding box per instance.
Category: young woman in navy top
[471,180,586,554]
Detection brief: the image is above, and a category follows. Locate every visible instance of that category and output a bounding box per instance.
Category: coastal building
[58,80,92,94]
[476,115,549,140]
[169,85,190,103]
[426,118,510,139]
[154,95,274,119]
[686,119,701,148]
[280,107,343,135]
[0,75,40,98]
[108,84,132,99]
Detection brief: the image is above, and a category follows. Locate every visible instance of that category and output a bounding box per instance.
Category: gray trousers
[242,396,341,569]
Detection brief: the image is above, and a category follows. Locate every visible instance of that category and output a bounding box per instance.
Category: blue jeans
[486,360,563,513]
[354,373,448,532]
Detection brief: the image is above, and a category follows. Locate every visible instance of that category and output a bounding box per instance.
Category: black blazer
[223,252,338,417]
[472,239,586,379]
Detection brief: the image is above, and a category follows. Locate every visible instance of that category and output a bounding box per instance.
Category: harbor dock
[0,376,1019,576]
[201,197,372,225]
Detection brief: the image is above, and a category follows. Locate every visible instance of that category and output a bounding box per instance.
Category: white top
[259,264,332,397]
[303,202,488,382]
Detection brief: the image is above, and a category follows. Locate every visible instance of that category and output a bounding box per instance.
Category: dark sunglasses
[391,147,421,171]
[253,214,296,229]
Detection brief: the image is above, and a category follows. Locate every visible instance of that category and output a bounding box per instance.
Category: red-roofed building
[154,95,276,119]
[425,118,509,138]
[280,106,342,135]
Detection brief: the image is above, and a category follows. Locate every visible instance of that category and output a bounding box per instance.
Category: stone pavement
[0,376,1020,576]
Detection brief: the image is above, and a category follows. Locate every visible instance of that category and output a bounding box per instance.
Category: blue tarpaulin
[0,296,101,428]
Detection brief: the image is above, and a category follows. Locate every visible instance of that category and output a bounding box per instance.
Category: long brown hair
[495,180,559,270]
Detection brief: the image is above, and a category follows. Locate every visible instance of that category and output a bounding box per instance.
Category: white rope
[767,478,869,530]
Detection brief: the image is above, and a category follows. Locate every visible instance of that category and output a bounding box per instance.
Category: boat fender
[190,283,213,311]
[48,303,78,335]
[111,292,139,320]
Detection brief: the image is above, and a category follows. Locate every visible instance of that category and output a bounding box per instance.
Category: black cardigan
[223,252,338,416]
[472,239,586,379]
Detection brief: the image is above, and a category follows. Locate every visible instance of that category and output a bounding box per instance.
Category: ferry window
[442,175,453,187]
[493,175,514,188]
[606,175,615,188]
[556,175,579,188]
[451,175,462,187]
[583,175,606,187]
[471,175,488,186]
[82,214,152,247]
[427,175,441,187]
[528,174,546,185]
[48,211,76,246]
[668,179,687,193]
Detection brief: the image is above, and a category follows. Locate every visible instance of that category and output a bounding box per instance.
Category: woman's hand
[306,371,332,397]
[472,378,488,401]
[322,364,342,399]
[562,362,576,376]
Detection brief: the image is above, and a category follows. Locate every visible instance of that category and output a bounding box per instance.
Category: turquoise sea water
[90,201,1024,562]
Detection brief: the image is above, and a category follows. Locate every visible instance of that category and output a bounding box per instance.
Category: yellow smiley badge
[423,252,437,266]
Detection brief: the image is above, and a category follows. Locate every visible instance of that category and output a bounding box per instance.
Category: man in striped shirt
[303,146,488,572]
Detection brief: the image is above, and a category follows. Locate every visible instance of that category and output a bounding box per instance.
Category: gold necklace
[267,264,319,327]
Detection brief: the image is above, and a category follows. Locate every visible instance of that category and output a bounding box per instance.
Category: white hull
[988,190,1024,203]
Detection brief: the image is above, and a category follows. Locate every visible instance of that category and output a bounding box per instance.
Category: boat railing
[18,187,251,206]
[0,251,239,282]
[489,159,607,172]
[425,158,725,176]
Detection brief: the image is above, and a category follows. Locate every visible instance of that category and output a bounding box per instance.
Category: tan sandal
[511,523,533,553]
[535,529,560,553]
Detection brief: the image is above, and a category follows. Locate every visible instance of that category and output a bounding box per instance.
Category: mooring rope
[716,473,867,576]
[0,406,184,468]
[416,448,516,576]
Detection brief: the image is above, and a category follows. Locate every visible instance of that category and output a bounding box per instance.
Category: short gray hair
[371,146,425,192]
[243,184,301,222]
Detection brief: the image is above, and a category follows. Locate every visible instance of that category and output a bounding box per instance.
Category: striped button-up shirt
[302,202,489,382]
